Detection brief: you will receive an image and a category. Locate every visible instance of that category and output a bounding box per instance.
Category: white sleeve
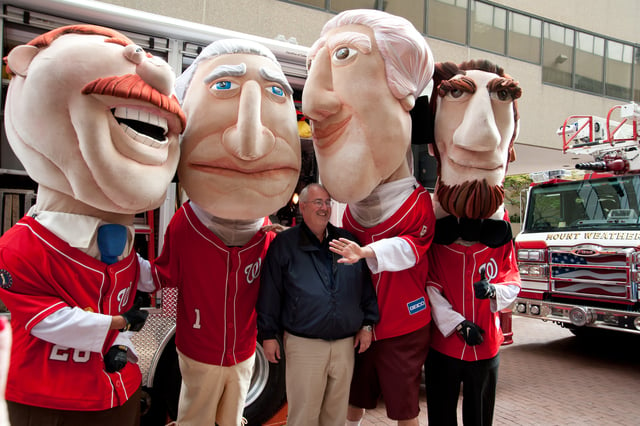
[490,284,520,312]
[427,286,465,337]
[136,253,157,293]
[365,237,416,274]
[31,306,111,353]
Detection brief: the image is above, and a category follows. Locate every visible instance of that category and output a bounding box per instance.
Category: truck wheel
[140,334,287,426]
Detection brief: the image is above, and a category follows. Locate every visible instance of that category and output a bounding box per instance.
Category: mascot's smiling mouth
[112,107,169,147]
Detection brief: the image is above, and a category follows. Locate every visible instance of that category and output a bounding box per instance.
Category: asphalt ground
[360,316,640,425]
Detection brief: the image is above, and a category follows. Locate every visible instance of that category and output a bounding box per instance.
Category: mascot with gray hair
[138,38,300,426]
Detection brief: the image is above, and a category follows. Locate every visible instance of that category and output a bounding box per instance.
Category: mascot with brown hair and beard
[424,60,522,426]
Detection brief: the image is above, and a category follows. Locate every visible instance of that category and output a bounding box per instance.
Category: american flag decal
[551,250,631,300]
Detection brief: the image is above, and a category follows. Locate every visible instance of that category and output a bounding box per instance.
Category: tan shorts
[176,350,255,426]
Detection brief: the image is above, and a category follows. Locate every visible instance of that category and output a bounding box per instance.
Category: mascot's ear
[6,45,39,77]
[410,95,433,145]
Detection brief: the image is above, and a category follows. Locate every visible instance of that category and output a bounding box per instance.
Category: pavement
[359,316,640,425]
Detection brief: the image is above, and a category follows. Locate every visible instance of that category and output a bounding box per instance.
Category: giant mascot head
[4,25,185,218]
[302,9,434,204]
[429,60,522,220]
[175,39,301,220]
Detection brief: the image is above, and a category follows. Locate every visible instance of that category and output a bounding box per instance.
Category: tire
[140,334,287,426]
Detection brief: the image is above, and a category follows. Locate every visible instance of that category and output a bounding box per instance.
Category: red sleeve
[151,213,181,289]
[400,191,436,264]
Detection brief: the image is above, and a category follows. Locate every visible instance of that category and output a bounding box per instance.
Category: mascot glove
[105,345,128,373]
[473,278,496,299]
[456,320,484,346]
[121,306,149,332]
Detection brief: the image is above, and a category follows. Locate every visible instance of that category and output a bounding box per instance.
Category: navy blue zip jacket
[257,222,379,341]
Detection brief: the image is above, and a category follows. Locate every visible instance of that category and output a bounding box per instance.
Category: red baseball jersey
[342,186,435,341]
[152,203,274,366]
[0,216,141,410]
[426,242,521,361]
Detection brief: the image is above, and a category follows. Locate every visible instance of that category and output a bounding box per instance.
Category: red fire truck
[513,102,640,336]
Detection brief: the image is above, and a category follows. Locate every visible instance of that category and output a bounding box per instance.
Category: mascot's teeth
[121,125,166,148]
[113,106,169,146]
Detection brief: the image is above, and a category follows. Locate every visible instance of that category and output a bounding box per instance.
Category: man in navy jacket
[257,183,379,426]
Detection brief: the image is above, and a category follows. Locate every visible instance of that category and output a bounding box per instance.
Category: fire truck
[513,102,640,336]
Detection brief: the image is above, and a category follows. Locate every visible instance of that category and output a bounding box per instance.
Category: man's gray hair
[175,38,284,102]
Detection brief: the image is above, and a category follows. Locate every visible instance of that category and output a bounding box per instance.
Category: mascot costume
[137,38,301,426]
[302,9,435,426]
[424,60,522,426]
[0,25,184,425]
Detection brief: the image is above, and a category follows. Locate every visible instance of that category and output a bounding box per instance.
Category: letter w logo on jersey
[245,258,262,284]
[479,258,499,282]
[117,287,131,312]
[407,297,426,315]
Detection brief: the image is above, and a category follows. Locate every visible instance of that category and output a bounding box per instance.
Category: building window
[635,48,640,102]
[383,0,426,33]
[542,22,574,89]
[605,40,633,100]
[288,0,326,9]
[469,1,506,55]
[508,11,541,64]
[574,32,604,94]
[427,0,467,45]
[329,0,376,13]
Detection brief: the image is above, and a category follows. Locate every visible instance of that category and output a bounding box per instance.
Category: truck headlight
[518,263,549,278]
[517,249,546,262]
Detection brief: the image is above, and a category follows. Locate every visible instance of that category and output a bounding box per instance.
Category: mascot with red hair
[425,60,522,426]
[0,25,184,425]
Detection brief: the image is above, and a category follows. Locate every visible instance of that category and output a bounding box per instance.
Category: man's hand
[121,305,149,332]
[262,339,280,364]
[473,269,496,299]
[456,320,484,346]
[104,345,128,373]
[354,326,372,353]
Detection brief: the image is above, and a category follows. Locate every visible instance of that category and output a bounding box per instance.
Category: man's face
[4,32,184,214]
[434,69,518,189]
[299,186,332,232]
[302,25,412,204]
[178,53,301,220]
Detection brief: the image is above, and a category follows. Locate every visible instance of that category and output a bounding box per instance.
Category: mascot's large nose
[222,80,275,160]
[302,48,340,121]
[124,44,175,96]
[453,91,500,152]
[137,55,175,96]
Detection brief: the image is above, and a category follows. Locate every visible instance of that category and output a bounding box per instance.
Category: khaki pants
[175,350,255,426]
[284,333,355,426]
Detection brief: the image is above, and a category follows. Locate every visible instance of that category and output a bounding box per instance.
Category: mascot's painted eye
[268,85,285,97]
[448,88,464,99]
[491,89,511,101]
[212,80,238,91]
[332,46,357,63]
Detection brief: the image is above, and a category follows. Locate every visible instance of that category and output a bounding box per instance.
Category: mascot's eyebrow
[204,63,293,95]
[260,67,293,95]
[487,77,522,100]
[325,32,372,55]
[204,63,247,83]
[437,76,476,97]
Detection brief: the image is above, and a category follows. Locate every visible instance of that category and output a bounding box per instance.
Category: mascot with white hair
[137,38,301,426]
[303,9,436,426]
